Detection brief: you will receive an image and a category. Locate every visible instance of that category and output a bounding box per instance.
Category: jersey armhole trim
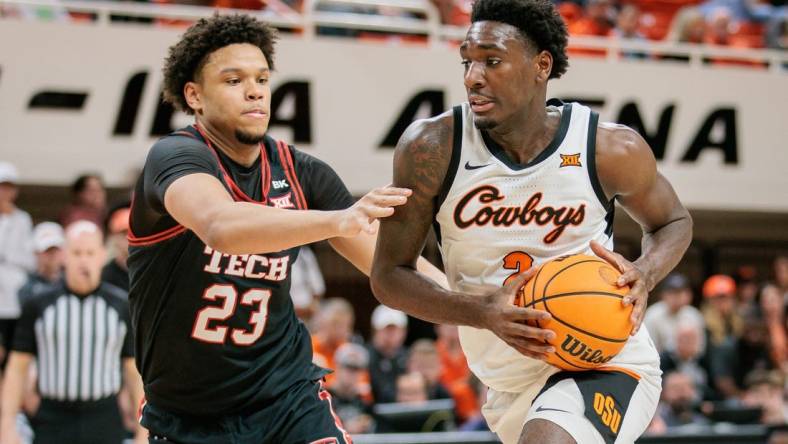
[127,223,186,247]
[431,106,462,246]
[586,111,613,212]
[127,181,186,247]
[278,141,309,210]
[433,106,463,215]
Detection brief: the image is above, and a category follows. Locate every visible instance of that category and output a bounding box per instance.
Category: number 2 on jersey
[502,251,534,286]
[191,284,272,346]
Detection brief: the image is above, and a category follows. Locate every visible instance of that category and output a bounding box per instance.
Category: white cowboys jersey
[434,100,660,393]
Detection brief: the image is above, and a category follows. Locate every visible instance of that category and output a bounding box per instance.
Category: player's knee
[519,418,577,444]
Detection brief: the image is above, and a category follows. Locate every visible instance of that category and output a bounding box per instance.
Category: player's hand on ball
[590,240,653,335]
[336,186,412,236]
[482,270,556,361]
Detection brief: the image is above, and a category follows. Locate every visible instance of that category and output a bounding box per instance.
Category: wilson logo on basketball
[593,392,622,434]
[453,185,585,243]
[560,334,615,365]
[560,153,582,167]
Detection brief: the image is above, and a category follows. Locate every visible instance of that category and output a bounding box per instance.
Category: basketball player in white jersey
[370,0,692,442]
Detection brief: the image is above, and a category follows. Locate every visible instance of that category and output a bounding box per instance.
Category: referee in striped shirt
[0,221,146,444]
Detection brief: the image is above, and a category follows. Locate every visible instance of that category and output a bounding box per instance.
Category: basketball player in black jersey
[371,0,692,443]
[128,14,444,444]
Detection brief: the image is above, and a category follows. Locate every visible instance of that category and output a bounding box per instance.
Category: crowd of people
[643,269,788,433]
[2,0,786,52]
[300,266,788,435]
[1,158,784,440]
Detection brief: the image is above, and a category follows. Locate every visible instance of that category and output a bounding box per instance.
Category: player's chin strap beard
[235,128,266,145]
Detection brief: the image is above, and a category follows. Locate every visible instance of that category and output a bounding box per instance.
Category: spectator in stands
[702,274,743,347]
[328,343,374,434]
[101,204,130,292]
[0,221,146,444]
[655,371,709,428]
[758,283,787,371]
[569,0,615,36]
[311,298,356,379]
[368,305,409,404]
[290,246,326,325]
[458,374,489,431]
[612,4,647,58]
[435,324,469,387]
[774,254,788,297]
[59,174,107,229]
[669,7,707,44]
[740,369,788,425]
[765,14,787,50]
[431,0,472,26]
[660,322,714,400]
[705,6,735,45]
[709,308,773,398]
[435,324,478,423]
[18,222,65,306]
[407,339,452,401]
[698,0,774,23]
[734,265,760,316]
[644,273,706,354]
[0,162,35,367]
[396,372,428,404]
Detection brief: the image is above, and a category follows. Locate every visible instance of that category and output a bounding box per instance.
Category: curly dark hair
[471,0,569,79]
[162,14,278,114]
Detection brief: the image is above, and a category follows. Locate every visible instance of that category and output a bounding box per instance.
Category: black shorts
[142,379,351,444]
[31,396,126,444]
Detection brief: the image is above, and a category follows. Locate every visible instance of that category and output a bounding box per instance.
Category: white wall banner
[1,21,786,211]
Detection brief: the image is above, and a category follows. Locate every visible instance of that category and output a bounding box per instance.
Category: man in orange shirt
[311,298,355,381]
[436,324,478,423]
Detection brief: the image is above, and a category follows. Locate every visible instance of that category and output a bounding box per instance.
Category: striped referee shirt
[12,281,132,402]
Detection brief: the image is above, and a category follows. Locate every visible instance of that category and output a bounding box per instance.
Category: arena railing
[1,0,786,71]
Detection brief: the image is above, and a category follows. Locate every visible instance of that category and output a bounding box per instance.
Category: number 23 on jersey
[191,284,272,346]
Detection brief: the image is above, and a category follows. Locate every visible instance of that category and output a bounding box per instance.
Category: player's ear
[535,50,553,83]
[184,81,202,114]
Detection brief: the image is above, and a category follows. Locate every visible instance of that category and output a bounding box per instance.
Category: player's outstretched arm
[163,173,410,255]
[370,116,554,360]
[328,221,448,286]
[592,123,693,333]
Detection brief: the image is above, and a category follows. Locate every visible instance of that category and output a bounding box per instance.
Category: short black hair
[471,0,569,79]
[162,14,278,114]
[72,174,102,196]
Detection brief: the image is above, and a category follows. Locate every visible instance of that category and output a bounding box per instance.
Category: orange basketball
[516,254,633,371]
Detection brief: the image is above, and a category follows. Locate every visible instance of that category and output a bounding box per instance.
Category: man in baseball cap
[368,305,409,404]
[329,343,374,433]
[643,272,705,353]
[18,222,65,305]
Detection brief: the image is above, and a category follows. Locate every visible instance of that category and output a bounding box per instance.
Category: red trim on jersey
[277,140,309,210]
[309,439,338,444]
[128,191,186,246]
[318,380,353,444]
[194,123,270,205]
[128,224,187,247]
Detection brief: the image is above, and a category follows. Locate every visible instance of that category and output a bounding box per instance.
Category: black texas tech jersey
[128,125,353,416]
